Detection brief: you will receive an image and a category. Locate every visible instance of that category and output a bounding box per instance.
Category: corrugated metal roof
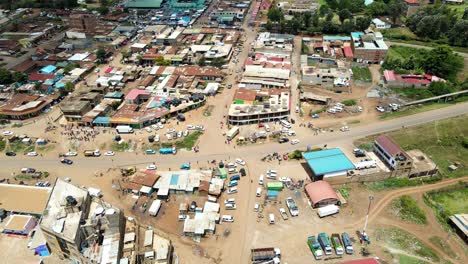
[302,148,355,176]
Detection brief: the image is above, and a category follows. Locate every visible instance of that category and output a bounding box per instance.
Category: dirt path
[345,176,468,229]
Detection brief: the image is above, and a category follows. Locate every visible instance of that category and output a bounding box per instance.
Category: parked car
[146,164,157,170]
[291,139,300,145]
[6,151,16,156]
[60,158,73,165]
[190,201,197,211]
[26,152,38,156]
[376,106,385,112]
[353,149,366,157]
[235,158,246,166]
[2,131,13,136]
[221,215,234,222]
[278,137,289,144]
[64,151,78,157]
[239,168,246,176]
[104,151,115,156]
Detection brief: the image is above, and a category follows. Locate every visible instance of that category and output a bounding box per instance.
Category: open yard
[351,66,372,82]
[389,195,427,225]
[424,183,468,226]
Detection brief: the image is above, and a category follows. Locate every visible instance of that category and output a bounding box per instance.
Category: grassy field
[336,185,351,199]
[7,141,35,153]
[448,3,468,18]
[111,141,131,152]
[141,132,203,151]
[429,236,457,259]
[351,66,372,82]
[424,183,468,227]
[358,115,468,182]
[0,137,5,151]
[399,254,429,264]
[390,195,427,225]
[375,227,439,262]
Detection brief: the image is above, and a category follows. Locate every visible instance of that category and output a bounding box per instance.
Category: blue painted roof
[302,148,355,176]
[170,174,179,185]
[40,65,56,74]
[351,32,364,39]
[323,35,351,42]
[93,117,110,124]
[266,190,279,196]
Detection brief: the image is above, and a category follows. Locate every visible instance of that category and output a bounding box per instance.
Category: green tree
[96,47,107,62]
[110,101,121,110]
[267,7,283,22]
[387,0,407,24]
[424,45,464,81]
[447,20,468,47]
[338,9,352,24]
[121,49,131,60]
[61,82,74,96]
[154,56,171,66]
[211,58,226,68]
[303,11,312,28]
[12,71,27,83]
[428,81,456,96]
[366,1,388,17]
[97,6,109,15]
[0,68,12,85]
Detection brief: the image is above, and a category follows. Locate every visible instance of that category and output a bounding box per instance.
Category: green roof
[125,0,163,8]
[267,182,283,190]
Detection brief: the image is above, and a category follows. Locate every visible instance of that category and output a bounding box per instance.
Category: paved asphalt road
[2,102,467,173]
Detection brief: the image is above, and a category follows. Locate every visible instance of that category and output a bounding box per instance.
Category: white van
[207,195,217,203]
[254,203,260,212]
[256,187,262,197]
[280,120,291,129]
[258,174,264,185]
[269,213,276,224]
[264,124,270,132]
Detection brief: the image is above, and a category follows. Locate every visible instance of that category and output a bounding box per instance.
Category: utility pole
[362,195,374,243]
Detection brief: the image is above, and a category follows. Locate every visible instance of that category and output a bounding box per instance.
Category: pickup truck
[279,208,289,220]
[285,197,299,216]
[307,236,323,260]
[83,149,100,157]
[251,247,281,263]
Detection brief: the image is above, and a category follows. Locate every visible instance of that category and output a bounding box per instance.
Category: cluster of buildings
[383,70,445,88]
[0,179,173,264]
[208,0,251,25]
[228,32,294,126]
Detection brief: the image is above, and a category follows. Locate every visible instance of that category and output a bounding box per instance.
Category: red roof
[29,73,55,82]
[304,181,339,206]
[340,258,381,264]
[125,89,150,100]
[375,135,409,157]
[343,46,353,58]
[404,0,419,4]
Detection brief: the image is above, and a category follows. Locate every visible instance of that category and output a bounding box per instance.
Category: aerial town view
[0,0,467,264]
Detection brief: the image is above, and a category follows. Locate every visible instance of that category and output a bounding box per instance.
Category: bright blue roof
[323,35,351,42]
[93,117,110,124]
[40,65,56,74]
[170,174,179,185]
[351,32,364,39]
[302,148,355,176]
[266,190,279,196]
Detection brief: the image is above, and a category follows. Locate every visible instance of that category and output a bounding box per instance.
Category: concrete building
[2,215,36,235]
[69,14,97,32]
[374,135,413,174]
[351,32,388,63]
[301,66,351,89]
[0,94,52,120]
[449,214,468,244]
[227,90,290,126]
[0,183,52,217]
[371,18,391,29]
[40,179,124,264]
[383,70,445,88]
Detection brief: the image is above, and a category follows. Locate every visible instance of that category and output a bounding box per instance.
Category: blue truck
[159,147,176,155]
[341,232,354,254]
[318,233,332,255]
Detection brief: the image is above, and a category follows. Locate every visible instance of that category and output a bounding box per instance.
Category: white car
[146,164,157,170]
[64,151,78,157]
[235,158,246,166]
[187,125,195,130]
[177,131,183,138]
[221,215,234,222]
[357,106,363,112]
[26,151,38,156]
[157,123,164,129]
[151,124,159,130]
[155,134,160,142]
[376,106,386,112]
[288,130,296,136]
[183,130,189,137]
[167,128,175,133]
[279,177,291,183]
[195,125,205,131]
[226,163,237,168]
[228,168,237,174]
[291,139,300,145]
[2,131,13,136]
[227,187,238,194]
[145,127,152,133]
[340,126,350,132]
[166,134,172,140]
[104,151,115,156]
[224,198,236,204]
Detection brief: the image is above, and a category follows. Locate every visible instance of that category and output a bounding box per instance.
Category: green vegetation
[0,67,28,85]
[15,174,32,180]
[390,195,427,224]
[203,105,214,117]
[336,185,351,199]
[0,137,5,152]
[424,183,468,227]
[351,66,372,82]
[175,131,203,150]
[7,141,34,153]
[309,106,327,116]
[288,149,305,160]
[358,142,373,151]
[398,255,429,264]
[36,144,55,152]
[364,176,442,191]
[429,236,457,259]
[380,98,468,120]
[383,45,464,81]
[111,141,130,152]
[375,227,439,262]
[341,99,357,106]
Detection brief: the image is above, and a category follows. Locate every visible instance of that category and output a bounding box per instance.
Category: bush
[341,99,357,106]
[288,149,304,160]
[391,195,427,224]
[462,138,468,148]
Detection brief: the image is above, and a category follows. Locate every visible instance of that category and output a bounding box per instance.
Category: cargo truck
[318,233,333,255]
[251,247,281,263]
[331,233,344,255]
[307,236,323,260]
[148,200,162,216]
[317,204,339,218]
[159,147,176,155]
[341,232,354,254]
[116,125,134,134]
[285,197,299,216]
[226,126,239,141]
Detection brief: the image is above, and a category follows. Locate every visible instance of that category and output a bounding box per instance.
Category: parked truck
[84,149,101,157]
[317,204,339,218]
[331,233,344,255]
[226,126,239,141]
[251,247,281,263]
[116,125,134,134]
[148,200,162,216]
[318,233,333,255]
[307,236,323,260]
[285,197,299,216]
[159,147,176,155]
[279,208,289,220]
[341,232,354,254]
